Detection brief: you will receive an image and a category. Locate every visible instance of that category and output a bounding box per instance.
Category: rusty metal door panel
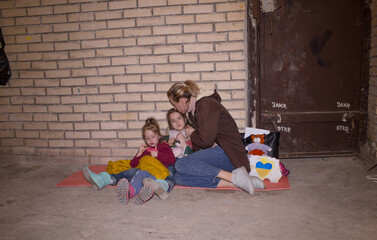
[257,0,365,158]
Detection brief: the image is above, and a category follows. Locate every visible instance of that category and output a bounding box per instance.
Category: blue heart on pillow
[256,161,272,170]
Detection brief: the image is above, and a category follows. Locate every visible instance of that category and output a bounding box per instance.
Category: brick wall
[0,0,249,164]
[368,0,377,162]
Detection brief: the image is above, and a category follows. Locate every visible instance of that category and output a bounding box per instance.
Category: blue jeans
[165,164,176,193]
[174,146,234,188]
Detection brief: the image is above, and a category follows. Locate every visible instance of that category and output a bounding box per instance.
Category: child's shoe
[82,166,111,191]
[143,178,168,200]
[116,178,130,205]
[133,185,154,205]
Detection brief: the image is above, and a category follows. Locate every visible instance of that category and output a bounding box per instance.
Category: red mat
[56,165,290,191]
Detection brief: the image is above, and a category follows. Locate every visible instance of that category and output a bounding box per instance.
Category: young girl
[83,117,175,205]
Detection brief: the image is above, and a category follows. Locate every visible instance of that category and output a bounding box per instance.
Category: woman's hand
[185,125,196,136]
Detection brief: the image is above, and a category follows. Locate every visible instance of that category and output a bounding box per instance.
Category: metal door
[254,0,367,158]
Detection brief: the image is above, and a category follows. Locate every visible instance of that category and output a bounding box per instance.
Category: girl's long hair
[142,117,162,140]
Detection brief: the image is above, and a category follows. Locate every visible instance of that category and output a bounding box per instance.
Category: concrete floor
[0,156,376,240]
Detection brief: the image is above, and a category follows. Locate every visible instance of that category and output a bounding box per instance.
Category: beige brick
[124,8,151,18]
[127,83,155,92]
[156,102,171,110]
[153,6,181,15]
[117,130,140,139]
[41,15,68,24]
[126,65,154,74]
[82,2,108,12]
[96,29,123,39]
[35,96,60,104]
[167,34,195,44]
[20,88,45,96]
[137,16,164,26]
[61,96,86,104]
[216,2,246,12]
[54,23,79,32]
[230,51,244,61]
[24,122,48,130]
[16,35,42,44]
[32,61,58,70]
[141,93,166,102]
[70,50,95,59]
[34,114,58,122]
[153,25,182,36]
[0,122,23,130]
[124,27,152,37]
[184,24,213,33]
[97,48,124,57]
[108,19,135,29]
[218,80,245,90]
[200,52,228,61]
[99,85,126,93]
[171,72,200,82]
[101,121,128,130]
[114,93,141,102]
[49,140,74,147]
[231,71,246,79]
[0,18,15,27]
[165,15,194,24]
[138,36,166,45]
[1,138,23,146]
[55,42,81,51]
[184,4,213,14]
[59,113,83,121]
[74,104,99,112]
[80,21,107,31]
[68,12,94,22]
[23,105,47,113]
[25,139,49,147]
[75,139,99,147]
[4,35,15,44]
[10,61,31,70]
[48,105,73,113]
[0,105,22,113]
[72,86,98,94]
[216,61,244,71]
[112,112,138,121]
[0,97,10,105]
[142,73,169,82]
[98,66,125,75]
[28,25,53,34]
[128,102,154,111]
[84,113,110,121]
[202,71,230,81]
[28,6,53,16]
[198,32,227,42]
[227,11,244,21]
[95,10,123,20]
[16,130,39,138]
[123,46,151,56]
[114,75,141,83]
[2,26,27,35]
[58,60,83,69]
[140,55,167,64]
[9,79,34,87]
[12,147,36,154]
[87,95,114,103]
[69,31,95,40]
[184,43,213,53]
[84,58,111,67]
[215,22,244,32]
[156,63,184,73]
[72,68,97,77]
[40,131,64,138]
[45,69,70,78]
[169,0,196,5]
[169,53,198,63]
[139,0,166,7]
[154,45,182,54]
[19,70,44,79]
[87,76,113,85]
[0,131,14,138]
[197,13,226,23]
[60,78,86,86]
[229,32,244,41]
[112,56,138,65]
[42,0,68,6]
[91,131,117,139]
[2,8,27,17]
[54,4,80,14]
[101,140,126,148]
[44,52,69,60]
[10,96,34,104]
[15,0,39,7]
[215,41,243,51]
[109,0,137,10]
[109,38,136,47]
[46,87,72,95]
[65,131,90,139]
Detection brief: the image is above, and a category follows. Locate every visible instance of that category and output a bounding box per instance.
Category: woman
[167,80,265,195]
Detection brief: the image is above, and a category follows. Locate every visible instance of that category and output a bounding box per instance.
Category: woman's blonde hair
[167,80,200,103]
[142,117,162,140]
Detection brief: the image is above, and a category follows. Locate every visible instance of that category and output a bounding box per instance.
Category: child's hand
[176,133,186,145]
[137,144,147,156]
[151,148,158,158]
[168,138,176,145]
[185,125,195,136]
